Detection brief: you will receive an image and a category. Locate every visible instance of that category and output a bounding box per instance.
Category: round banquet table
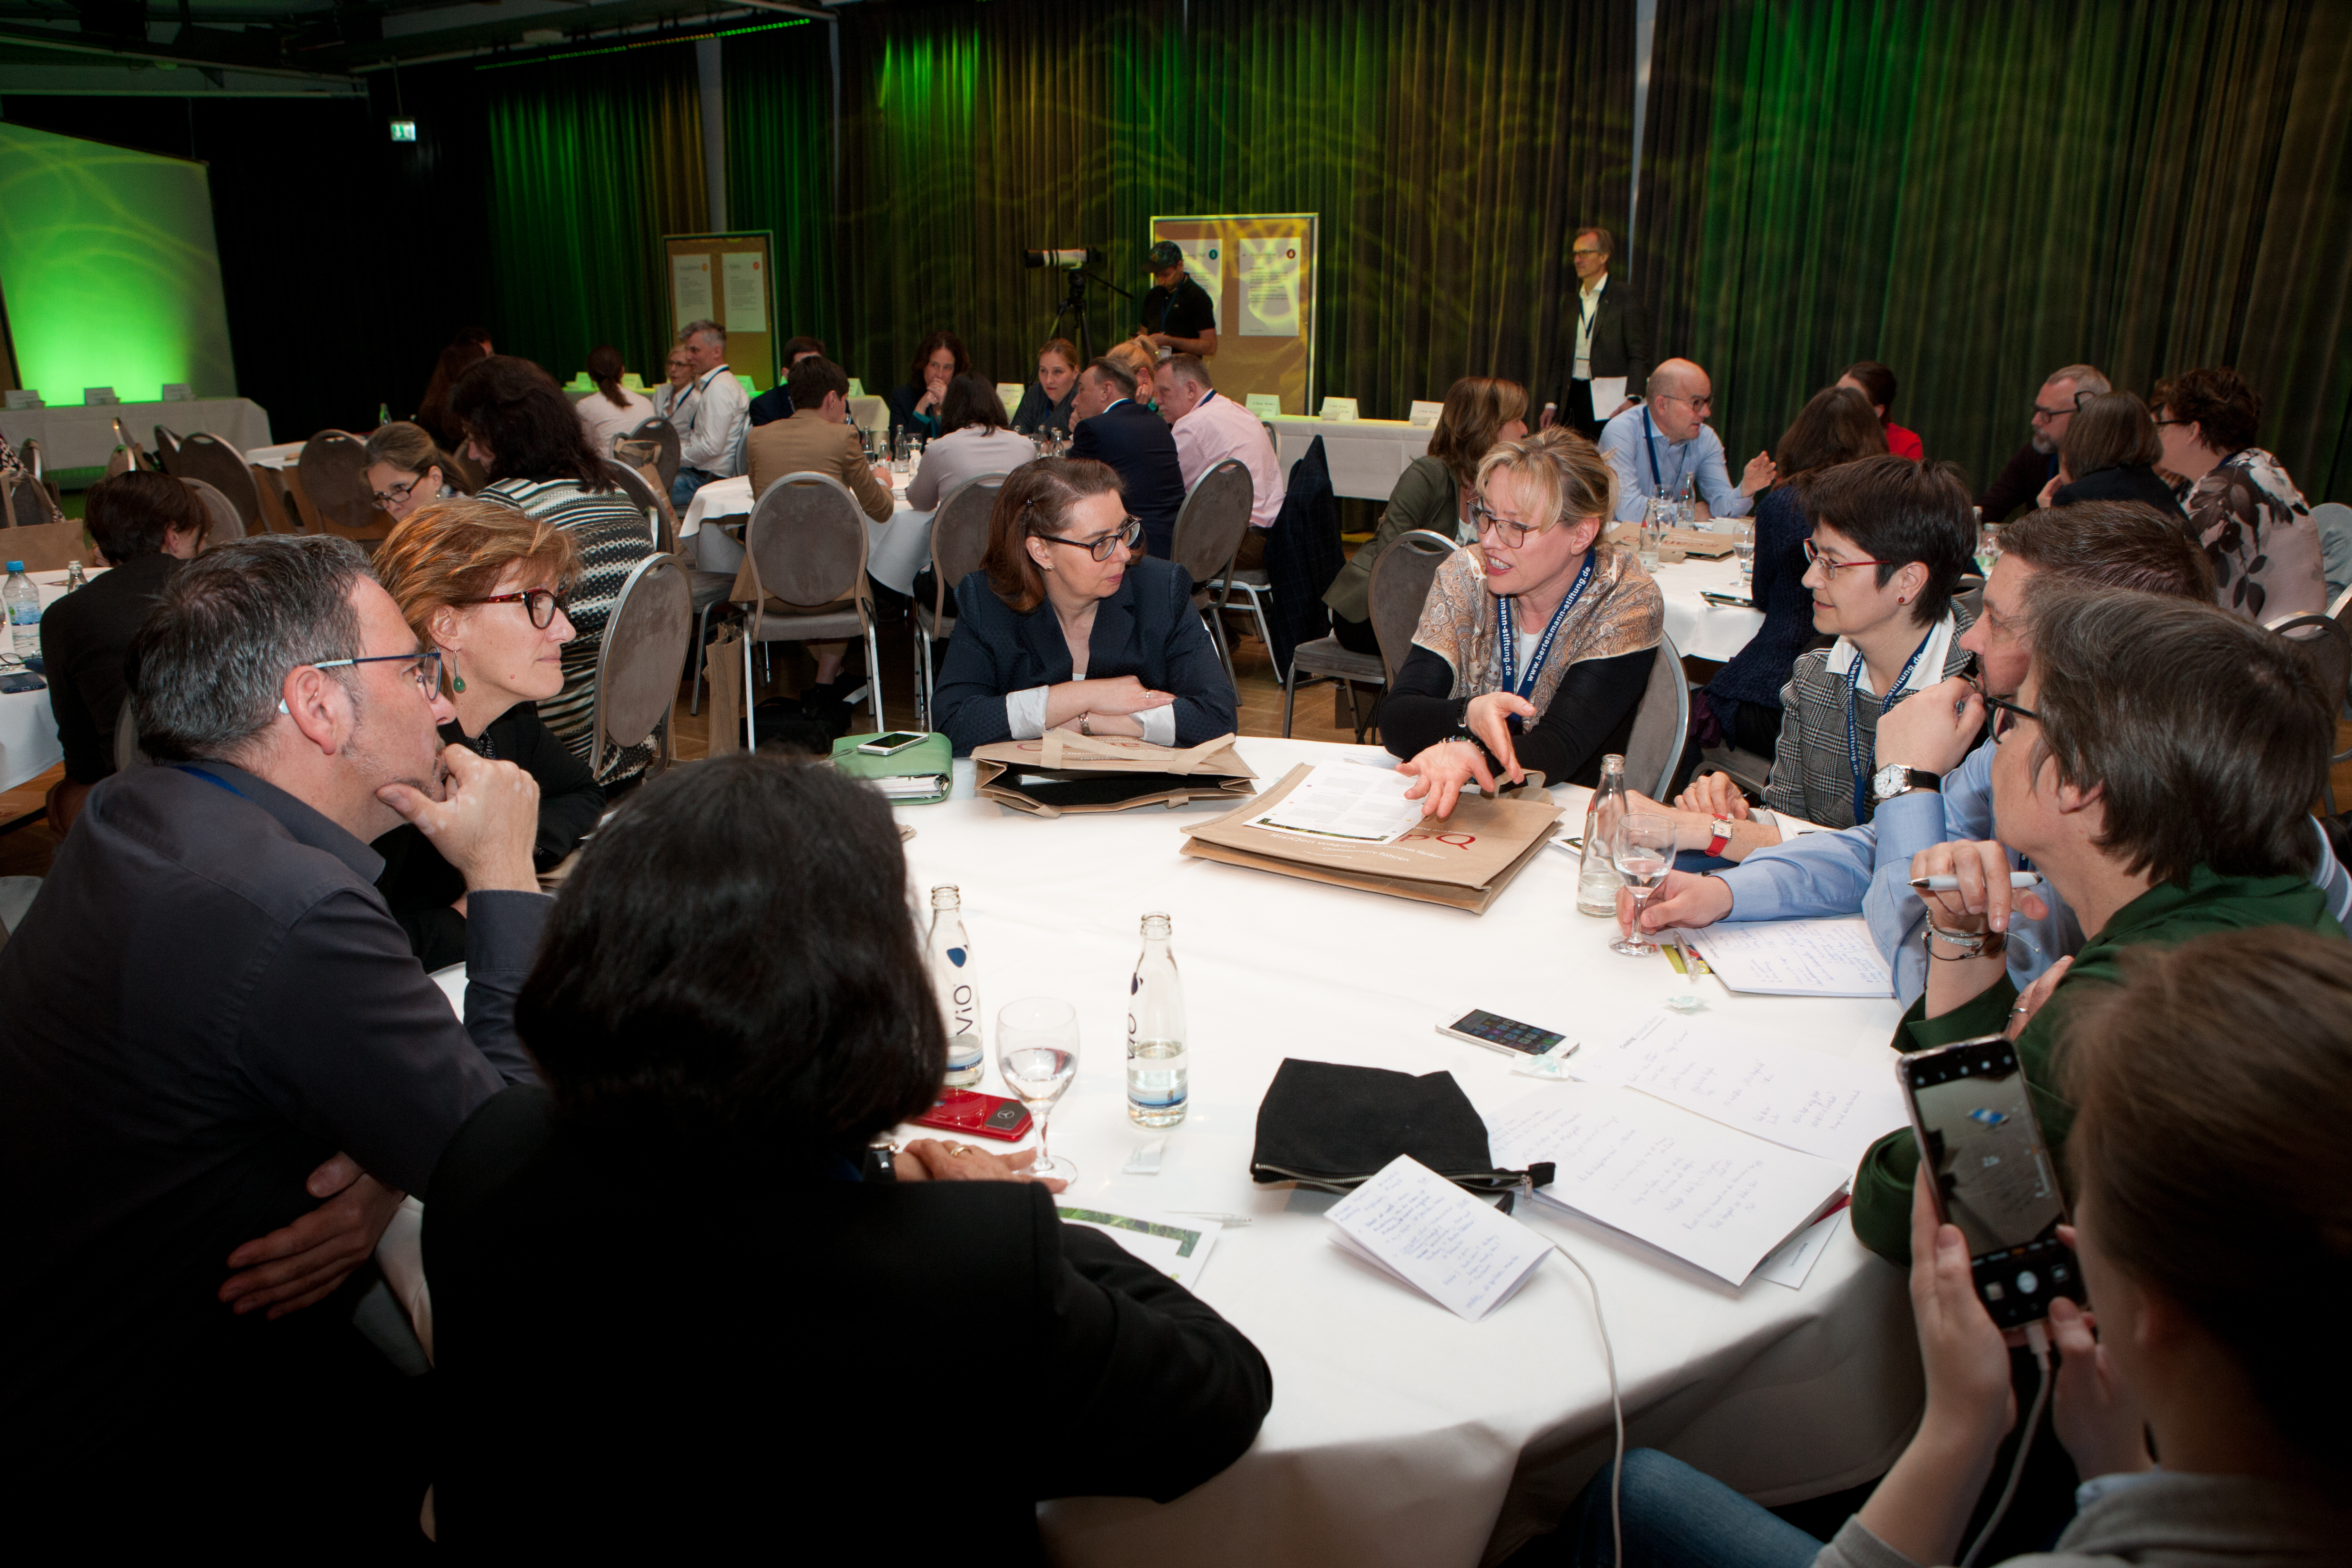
[1647,552,1766,664]
[0,576,94,792]
[676,471,937,598]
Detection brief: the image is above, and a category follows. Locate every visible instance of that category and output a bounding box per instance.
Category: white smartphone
[856,731,930,756]
[1437,1008,1571,1058]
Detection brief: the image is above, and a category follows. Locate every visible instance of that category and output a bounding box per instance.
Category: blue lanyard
[1844,628,1936,823]
[172,763,250,801]
[676,365,728,433]
[1495,552,1598,719]
[1641,408,1673,497]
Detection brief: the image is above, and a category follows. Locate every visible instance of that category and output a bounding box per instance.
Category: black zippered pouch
[1249,1058,1553,1204]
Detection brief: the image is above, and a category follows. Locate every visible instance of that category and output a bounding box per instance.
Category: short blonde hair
[375,498,579,671]
[1474,426,1617,533]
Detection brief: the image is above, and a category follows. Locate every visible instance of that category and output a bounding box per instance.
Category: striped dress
[479,475,660,785]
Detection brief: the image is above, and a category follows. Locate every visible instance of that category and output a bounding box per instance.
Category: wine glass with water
[1609,812,1678,956]
[997,996,1079,1183]
[1733,518,1756,584]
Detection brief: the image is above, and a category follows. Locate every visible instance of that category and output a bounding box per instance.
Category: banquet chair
[910,472,1006,732]
[152,426,183,471]
[2,470,61,527]
[113,702,151,773]
[1623,629,1693,800]
[171,433,267,536]
[1168,459,1257,684]
[253,464,304,533]
[297,432,392,544]
[588,553,693,779]
[179,478,246,545]
[628,417,682,490]
[2266,611,2352,810]
[2312,502,2352,600]
[601,457,674,553]
[1279,528,1453,741]
[737,471,885,743]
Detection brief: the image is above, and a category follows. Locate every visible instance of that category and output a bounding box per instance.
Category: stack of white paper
[1245,763,1424,846]
[1057,1202,1223,1290]
[1687,918,1895,997]
[1325,1156,1552,1321]
[1487,1086,1850,1286]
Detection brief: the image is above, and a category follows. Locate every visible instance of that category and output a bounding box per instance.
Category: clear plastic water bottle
[1639,491,1665,572]
[377,401,391,428]
[4,561,39,659]
[1127,912,1187,1127]
[926,885,983,1088]
[1576,753,1630,917]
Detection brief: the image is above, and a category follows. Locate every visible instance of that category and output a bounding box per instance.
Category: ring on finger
[950,1143,973,1158]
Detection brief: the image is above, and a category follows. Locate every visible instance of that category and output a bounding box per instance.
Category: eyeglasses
[275,649,444,713]
[2152,416,2189,429]
[2032,390,2094,421]
[1571,247,1605,259]
[1658,392,1713,412]
[1802,538,1894,572]
[1042,516,1144,561]
[456,588,567,629]
[1469,498,1560,548]
[370,473,426,507]
[1988,696,2040,742]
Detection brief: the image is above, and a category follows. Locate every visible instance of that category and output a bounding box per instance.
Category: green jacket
[1852,864,2343,1264]
[1323,456,1459,624]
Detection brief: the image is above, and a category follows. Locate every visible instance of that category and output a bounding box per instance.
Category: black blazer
[1558,273,1652,399]
[425,1086,1273,1557]
[38,551,180,784]
[1067,399,1187,558]
[2052,462,2189,521]
[933,555,1238,755]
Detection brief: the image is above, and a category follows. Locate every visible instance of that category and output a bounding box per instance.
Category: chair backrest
[602,457,670,550]
[1366,529,1457,683]
[744,471,870,609]
[104,446,137,479]
[2311,501,2352,597]
[2,472,59,528]
[172,433,266,533]
[589,553,693,774]
[928,473,1005,618]
[20,439,41,481]
[114,699,150,773]
[1624,628,1692,800]
[180,477,246,545]
[1169,458,1255,591]
[1953,581,1985,624]
[153,425,183,469]
[2267,612,2352,720]
[297,431,388,538]
[252,464,303,533]
[629,416,682,489]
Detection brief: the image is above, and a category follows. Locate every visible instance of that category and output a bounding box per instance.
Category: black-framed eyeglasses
[370,473,427,507]
[2152,416,2190,429]
[1988,695,2039,742]
[456,588,567,629]
[1469,498,1561,548]
[1042,516,1144,561]
[2033,390,2095,421]
[275,649,444,713]
[1658,392,1713,412]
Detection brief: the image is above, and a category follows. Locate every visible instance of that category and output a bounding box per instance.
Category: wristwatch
[1705,817,1734,857]
[1870,762,1941,803]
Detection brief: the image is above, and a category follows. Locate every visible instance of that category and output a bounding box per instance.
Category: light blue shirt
[1713,734,2352,1006]
[1597,404,1755,522]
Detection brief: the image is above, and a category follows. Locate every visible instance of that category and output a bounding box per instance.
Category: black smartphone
[1437,1008,1570,1058]
[1897,1035,2084,1328]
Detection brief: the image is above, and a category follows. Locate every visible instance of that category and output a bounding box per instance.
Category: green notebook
[830,732,954,804]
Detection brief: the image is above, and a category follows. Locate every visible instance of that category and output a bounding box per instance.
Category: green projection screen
[0,122,237,401]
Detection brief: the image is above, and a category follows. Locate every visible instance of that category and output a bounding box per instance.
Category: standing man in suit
[1545,227,1651,439]
[1068,357,1187,560]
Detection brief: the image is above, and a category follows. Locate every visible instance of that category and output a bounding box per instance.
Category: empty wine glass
[1609,812,1677,956]
[1732,518,1757,584]
[997,996,1079,1183]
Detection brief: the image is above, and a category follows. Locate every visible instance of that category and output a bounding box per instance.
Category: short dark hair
[1086,356,1137,400]
[2151,366,2262,454]
[517,755,944,1152]
[127,535,372,763]
[2062,927,2352,1467]
[982,457,1125,614]
[2021,579,2327,885]
[84,469,208,561]
[448,355,614,490]
[906,329,970,390]
[1999,500,2215,601]
[586,344,632,410]
[1575,227,1614,257]
[1798,454,1976,625]
[939,372,1011,436]
[786,354,849,410]
[2060,391,2163,476]
[1838,360,1897,420]
[1774,386,1886,482]
[781,335,826,363]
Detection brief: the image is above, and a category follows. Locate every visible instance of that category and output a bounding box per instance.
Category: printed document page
[1056,1202,1223,1290]
[1246,763,1425,845]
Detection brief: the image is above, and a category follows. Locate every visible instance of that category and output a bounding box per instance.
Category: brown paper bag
[704,624,745,757]
[1179,763,1561,913]
[972,730,1256,818]
[1662,527,1737,559]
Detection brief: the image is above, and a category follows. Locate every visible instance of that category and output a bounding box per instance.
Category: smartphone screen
[1439,1009,1567,1056]
[1901,1036,2084,1327]
[860,731,928,753]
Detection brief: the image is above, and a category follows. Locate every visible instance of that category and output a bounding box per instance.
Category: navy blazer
[1067,399,1186,559]
[933,555,1238,755]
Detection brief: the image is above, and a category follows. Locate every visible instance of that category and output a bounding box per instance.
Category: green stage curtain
[1640,0,2352,503]
[809,0,1633,416]
[724,21,840,368]
[482,44,709,391]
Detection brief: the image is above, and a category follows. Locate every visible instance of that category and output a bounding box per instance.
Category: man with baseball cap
[1141,240,1219,358]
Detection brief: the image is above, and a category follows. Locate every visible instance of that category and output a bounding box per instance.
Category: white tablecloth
[1649,554,1767,664]
[2,398,272,471]
[244,441,304,471]
[1267,416,1435,501]
[678,471,937,598]
[0,578,92,792]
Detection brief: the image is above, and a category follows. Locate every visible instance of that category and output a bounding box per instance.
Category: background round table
[677,470,936,597]
[0,576,91,792]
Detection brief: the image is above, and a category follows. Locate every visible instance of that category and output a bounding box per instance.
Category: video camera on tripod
[1022,246,1127,363]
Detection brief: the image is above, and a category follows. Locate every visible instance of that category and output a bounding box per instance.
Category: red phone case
[913,1089,1033,1141]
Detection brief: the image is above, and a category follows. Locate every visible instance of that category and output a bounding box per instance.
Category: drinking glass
[997,996,1080,1182]
[1608,812,1677,956]
[1732,518,1757,583]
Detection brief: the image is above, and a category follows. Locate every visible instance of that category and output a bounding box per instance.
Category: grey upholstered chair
[171,433,267,536]
[1623,629,1692,801]
[2267,611,2352,810]
[589,554,694,778]
[738,471,885,742]
[1167,459,1257,682]
[1280,528,1451,741]
[601,457,671,553]
[912,472,1006,733]
[296,431,388,543]
[628,416,683,490]
[179,477,246,545]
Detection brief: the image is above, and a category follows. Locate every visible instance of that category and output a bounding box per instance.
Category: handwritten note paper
[1687,918,1895,997]
[1573,1015,1908,1170]
[1487,1086,1849,1285]
[1326,1156,1551,1321]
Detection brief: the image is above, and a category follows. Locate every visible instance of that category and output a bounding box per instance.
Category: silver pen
[1910,872,2042,890]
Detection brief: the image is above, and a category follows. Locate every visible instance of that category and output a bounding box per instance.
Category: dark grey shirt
[0,759,545,1452]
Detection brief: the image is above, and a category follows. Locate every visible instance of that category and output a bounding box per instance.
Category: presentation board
[1147,214,1318,416]
[0,122,237,402]
[662,230,777,392]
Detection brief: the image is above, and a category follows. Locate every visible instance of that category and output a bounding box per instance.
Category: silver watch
[1870,762,1940,803]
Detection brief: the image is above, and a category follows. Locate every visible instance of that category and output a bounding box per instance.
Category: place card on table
[82,387,119,405]
[848,377,867,397]
[1056,1201,1222,1290]
[159,383,192,402]
[5,389,42,410]
[1245,392,1283,418]
[1408,400,1445,426]
[622,372,645,390]
[1686,918,1895,998]
[1326,1155,1551,1322]
[1318,396,1361,421]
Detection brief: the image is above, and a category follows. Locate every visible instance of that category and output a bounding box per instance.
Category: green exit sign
[389,119,417,143]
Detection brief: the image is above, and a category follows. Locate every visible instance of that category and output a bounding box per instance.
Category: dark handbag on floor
[1249,1058,1552,1200]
